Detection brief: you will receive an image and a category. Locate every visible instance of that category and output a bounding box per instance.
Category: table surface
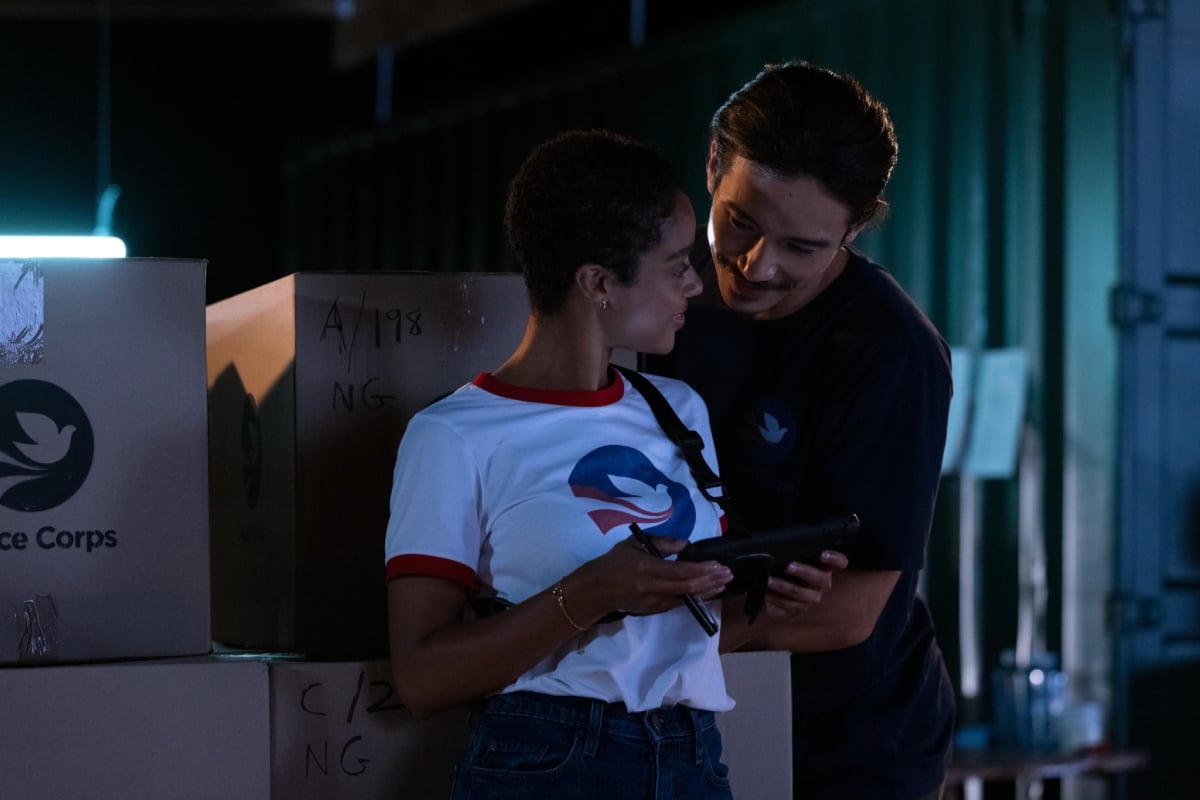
[947,748,1150,784]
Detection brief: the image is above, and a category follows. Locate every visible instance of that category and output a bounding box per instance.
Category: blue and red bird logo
[568,445,695,540]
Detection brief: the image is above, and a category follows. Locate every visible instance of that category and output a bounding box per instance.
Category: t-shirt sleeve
[824,337,951,570]
[384,410,483,590]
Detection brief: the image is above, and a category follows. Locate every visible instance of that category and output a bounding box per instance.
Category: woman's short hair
[505,129,682,317]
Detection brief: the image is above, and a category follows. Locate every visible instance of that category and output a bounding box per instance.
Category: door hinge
[1109,283,1162,329]
[1107,592,1165,633]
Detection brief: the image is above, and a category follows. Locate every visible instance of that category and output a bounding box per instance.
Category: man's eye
[728,214,754,231]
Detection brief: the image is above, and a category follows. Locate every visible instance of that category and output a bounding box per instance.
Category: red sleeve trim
[386,554,477,591]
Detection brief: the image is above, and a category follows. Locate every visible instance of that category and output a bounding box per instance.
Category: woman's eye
[729,214,754,231]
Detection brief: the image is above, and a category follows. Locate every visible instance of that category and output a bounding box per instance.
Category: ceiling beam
[0,0,551,71]
[331,0,544,70]
[0,1,341,19]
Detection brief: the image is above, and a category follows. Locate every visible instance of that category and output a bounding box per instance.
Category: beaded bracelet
[551,581,588,632]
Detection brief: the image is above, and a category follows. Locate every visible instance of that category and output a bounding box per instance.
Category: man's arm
[737,567,900,652]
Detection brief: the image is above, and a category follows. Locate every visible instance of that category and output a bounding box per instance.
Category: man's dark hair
[710,60,898,229]
[504,129,682,317]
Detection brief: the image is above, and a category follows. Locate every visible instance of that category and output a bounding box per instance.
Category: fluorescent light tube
[0,236,127,258]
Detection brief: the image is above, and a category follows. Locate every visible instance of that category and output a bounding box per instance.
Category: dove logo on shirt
[568,444,696,539]
[0,379,95,512]
[740,397,797,465]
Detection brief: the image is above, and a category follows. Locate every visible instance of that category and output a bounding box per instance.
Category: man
[646,61,955,799]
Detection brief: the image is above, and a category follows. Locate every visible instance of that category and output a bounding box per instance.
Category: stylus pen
[629,523,719,637]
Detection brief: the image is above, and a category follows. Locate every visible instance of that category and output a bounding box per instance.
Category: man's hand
[759,549,849,620]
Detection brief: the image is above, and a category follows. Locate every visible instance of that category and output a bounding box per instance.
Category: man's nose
[739,238,777,281]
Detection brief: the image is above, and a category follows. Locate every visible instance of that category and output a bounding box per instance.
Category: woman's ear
[575,263,611,307]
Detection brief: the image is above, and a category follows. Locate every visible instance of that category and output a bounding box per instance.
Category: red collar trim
[472,367,626,407]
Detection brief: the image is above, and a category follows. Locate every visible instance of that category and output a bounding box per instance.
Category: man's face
[706,153,859,320]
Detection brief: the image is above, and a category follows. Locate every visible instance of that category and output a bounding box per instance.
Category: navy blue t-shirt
[646,238,956,799]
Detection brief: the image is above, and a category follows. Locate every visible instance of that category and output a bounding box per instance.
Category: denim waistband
[478,691,716,747]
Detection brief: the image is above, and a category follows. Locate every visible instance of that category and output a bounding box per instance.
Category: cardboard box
[718,650,794,798]
[0,653,791,799]
[0,258,211,664]
[0,658,271,799]
[0,657,468,800]
[269,659,469,799]
[206,272,530,657]
[269,656,788,800]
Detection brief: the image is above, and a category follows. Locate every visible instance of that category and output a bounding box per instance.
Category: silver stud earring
[600,299,609,310]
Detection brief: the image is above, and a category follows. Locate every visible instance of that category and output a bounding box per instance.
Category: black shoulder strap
[614,365,727,508]
[618,364,764,617]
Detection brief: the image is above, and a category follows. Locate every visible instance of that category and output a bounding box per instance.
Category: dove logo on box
[0,379,95,513]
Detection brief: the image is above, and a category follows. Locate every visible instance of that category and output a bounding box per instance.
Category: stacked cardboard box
[0,652,790,799]
[205,271,531,657]
[0,257,211,665]
[2,266,500,797]
[0,657,272,799]
[0,656,470,799]
[1,265,793,799]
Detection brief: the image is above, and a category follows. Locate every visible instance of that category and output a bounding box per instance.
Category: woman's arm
[387,575,586,716]
[388,536,733,716]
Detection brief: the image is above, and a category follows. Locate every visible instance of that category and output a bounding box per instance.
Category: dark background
[4,2,1197,797]
[0,0,779,303]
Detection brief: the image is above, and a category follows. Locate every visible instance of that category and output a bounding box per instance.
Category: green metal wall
[284,0,1121,743]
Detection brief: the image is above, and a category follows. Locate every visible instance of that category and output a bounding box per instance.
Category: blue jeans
[450,691,733,800]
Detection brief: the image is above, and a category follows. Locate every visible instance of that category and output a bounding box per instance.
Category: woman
[384,129,846,799]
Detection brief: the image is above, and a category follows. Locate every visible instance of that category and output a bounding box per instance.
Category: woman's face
[606,190,702,355]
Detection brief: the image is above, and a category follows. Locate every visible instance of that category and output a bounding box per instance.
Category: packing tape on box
[14,592,58,662]
[0,261,45,366]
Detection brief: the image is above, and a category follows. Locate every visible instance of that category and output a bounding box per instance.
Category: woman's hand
[563,534,733,623]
